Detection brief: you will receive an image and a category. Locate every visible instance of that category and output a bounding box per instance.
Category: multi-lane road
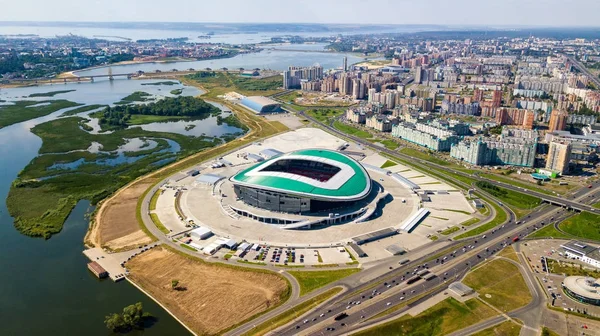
[276,202,574,335]
[564,54,600,89]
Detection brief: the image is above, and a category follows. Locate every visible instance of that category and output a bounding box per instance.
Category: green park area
[527,223,573,240]
[241,287,342,336]
[558,212,600,241]
[455,194,507,239]
[183,71,282,99]
[471,321,521,336]
[376,139,399,150]
[0,99,82,128]
[333,121,372,139]
[354,297,497,336]
[288,269,361,296]
[306,108,345,124]
[114,91,154,105]
[399,147,453,166]
[463,259,532,312]
[381,160,398,168]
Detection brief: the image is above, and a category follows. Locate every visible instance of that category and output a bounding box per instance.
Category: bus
[335,313,348,321]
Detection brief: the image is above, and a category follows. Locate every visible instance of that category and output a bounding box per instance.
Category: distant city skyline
[1,0,600,27]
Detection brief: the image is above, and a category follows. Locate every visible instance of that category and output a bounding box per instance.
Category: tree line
[99,96,220,128]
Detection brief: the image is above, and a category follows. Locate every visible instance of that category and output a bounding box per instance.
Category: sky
[0,0,599,26]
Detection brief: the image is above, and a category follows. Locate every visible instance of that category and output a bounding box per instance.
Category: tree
[171,279,179,290]
[104,313,124,332]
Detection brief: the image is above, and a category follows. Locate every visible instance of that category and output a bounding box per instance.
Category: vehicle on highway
[334,313,348,321]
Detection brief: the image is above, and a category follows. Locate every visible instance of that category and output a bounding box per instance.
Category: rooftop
[231,149,371,201]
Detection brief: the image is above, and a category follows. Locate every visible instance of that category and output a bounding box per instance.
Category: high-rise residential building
[548,109,569,132]
[473,88,484,102]
[367,88,377,102]
[450,137,537,167]
[283,65,323,89]
[414,66,423,84]
[491,90,503,108]
[496,108,535,129]
[343,57,348,71]
[546,141,571,174]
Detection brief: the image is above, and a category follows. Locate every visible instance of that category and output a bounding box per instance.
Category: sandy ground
[126,247,289,335]
[95,179,157,250]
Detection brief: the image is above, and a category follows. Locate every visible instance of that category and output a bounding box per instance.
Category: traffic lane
[282,218,563,335]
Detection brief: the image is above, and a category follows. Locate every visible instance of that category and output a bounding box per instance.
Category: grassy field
[378,139,400,150]
[559,212,600,241]
[354,298,497,336]
[306,108,345,124]
[527,223,573,239]
[475,181,541,218]
[0,99,82,128]
[183,71,283,99]
[126,114,191,125]
[441,226,460,235]
[149,190,160,211]
[471,321,521,336]
[546,258,600,277]
[460,218,481,226]
[542,327,562,336]
[463,259,532,312]
[241,287,342,336]
[400,147,452,166]
[150,213,169,234]
[333,121,372,139]
[289,269,361,296]
[381,160,397,168]
[455,194,507,239]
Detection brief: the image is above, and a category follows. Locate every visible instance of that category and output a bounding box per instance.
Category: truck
[406,275,421,285]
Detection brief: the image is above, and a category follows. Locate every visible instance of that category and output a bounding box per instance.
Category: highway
[276,203,570,335]
[564,54,600,89]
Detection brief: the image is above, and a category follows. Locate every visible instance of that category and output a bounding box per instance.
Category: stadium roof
[231,149,371,201]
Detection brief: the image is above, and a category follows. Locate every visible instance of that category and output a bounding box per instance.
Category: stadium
[230,149,372,213]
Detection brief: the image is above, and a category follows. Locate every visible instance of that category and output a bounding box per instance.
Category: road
[564,54,600,88]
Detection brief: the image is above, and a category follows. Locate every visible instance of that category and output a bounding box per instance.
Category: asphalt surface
[564,54,600,88]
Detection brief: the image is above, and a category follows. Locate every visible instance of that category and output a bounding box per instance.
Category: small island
[97,96,221,130]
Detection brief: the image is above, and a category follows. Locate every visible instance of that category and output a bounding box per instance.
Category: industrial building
[239,96,282,114]
[230,149,372,213]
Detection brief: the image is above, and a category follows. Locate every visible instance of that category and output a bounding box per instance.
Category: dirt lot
[126,247,289,335]
[94,179,157,250]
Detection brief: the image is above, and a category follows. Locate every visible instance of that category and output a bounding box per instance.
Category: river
[0,43,364,334]
[74,46,367,77]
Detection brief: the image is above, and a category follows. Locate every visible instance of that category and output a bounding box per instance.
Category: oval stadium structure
[230,149,372,213]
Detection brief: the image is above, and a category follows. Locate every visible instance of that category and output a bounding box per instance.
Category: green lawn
[288,269,361,296]
[149,190,161,211]
[471,321,521,336]
[527,223,573,239]
[475,181,541,218]
[559,212,600,242]
[150,213,169,234]
[378,139,400,150]
[441,226,460,235]
[542,327,562,336]
[400,147,452,166]
[593,202,600,209]
[241,287,342,336]
[353,298,497,336]
[333,121,372,139]
[306,108,345,124]
[463,259,532,312]
[455,194,508,239]
[0,100,82,128]
[460,218,481,227]
[381,160,398,169]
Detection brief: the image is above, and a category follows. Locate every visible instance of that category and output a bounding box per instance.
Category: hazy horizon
[1,0,599,27]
